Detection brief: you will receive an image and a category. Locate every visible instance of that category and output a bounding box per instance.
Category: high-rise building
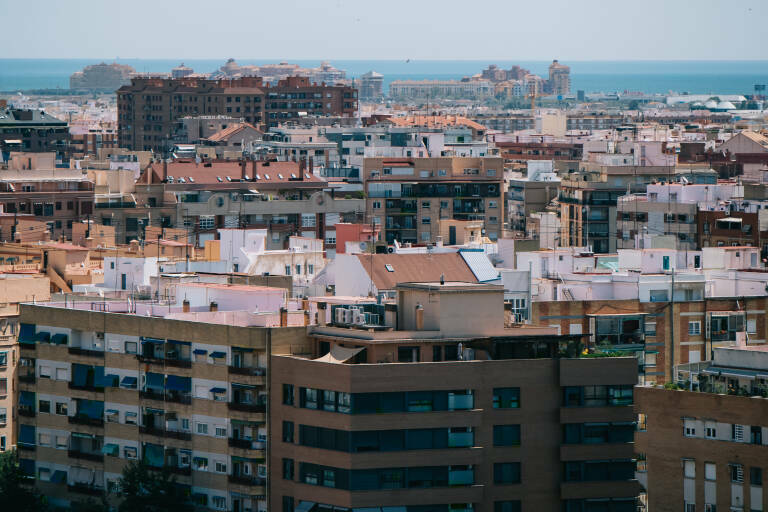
[547,60,571,96]
[359,71,384,100]
[117,76,358,152]
[269,282,641,511]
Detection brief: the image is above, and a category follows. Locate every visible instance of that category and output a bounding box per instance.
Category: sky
[2,0,767,60]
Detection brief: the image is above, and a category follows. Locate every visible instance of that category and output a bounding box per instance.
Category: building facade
[363,157,505,244]
[117,76,358,152]
[270,282,640,512]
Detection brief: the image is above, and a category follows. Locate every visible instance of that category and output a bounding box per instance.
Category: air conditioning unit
[335,308,347,324]
[343,309,354,324]
[352,311,364,325]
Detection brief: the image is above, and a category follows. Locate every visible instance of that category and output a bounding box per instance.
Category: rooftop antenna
[440,273,445,286]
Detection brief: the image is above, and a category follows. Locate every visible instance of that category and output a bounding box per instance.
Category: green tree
[0,450,46,512]
[70,497,110,512]
[118,461,193,512]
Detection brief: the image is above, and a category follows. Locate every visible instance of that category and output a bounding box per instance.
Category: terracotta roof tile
[355,253,478,291]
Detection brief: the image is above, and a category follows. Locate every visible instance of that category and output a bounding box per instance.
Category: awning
[313,345,365,364]
[19,391,35,406]
[165,375,190,392]
[702,366,758,380]
[51,333,68,345]
[210,387,226,394]
[72,432,94,440]
[193,349,207,355]
[232,347,254,353]
[34,332,50,342]
[50,470,67,484]
[232,383,257,390]
[121,376,138,388]
[717,217,742,223]
[167,339,191,346]
[141,337,164,344]
[102,374,119,387]
[145,372,164,390]
[209,351,226,359]
[102,443,119,457]
[19,424,35,445]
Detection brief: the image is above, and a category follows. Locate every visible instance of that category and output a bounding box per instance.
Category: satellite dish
[359,241,368,251]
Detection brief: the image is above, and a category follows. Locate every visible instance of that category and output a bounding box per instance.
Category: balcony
[448,432,474,448]
[228,475,265,487]
[18,443,35,452]
[227,366,265,377]
[18,407,35,417]
[68,415,104,427]
[68,483,104,496]
[137,355,192,369]
[167,466,192,476]
[18,374,35,384]
[139,390,192,405]
[68,383,104,393]
[448,394,474,410]
[139,426,192,441]
[448,469,474,486]
[68,449,104,463]
[68,347,104,358]
[227,402,266,413]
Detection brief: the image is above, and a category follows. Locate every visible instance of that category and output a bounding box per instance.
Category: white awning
[313,345,365,364]
[295,502,316,512]
[717,217,742,223]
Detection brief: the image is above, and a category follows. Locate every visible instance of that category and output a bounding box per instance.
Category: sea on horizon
[1,58,768,96]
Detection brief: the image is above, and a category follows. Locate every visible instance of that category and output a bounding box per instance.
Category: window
[55,402,67,415]
[494,462,521,484]
[215,461,227,473]
[125,411,137,425]
[124,446,137,459]
[705,462,716,481]
[56,436,67,449]
[705,423,716,439]
[684,419,697,437]
[645,322,657,336]
[438,169,447,176]
[422,217,431,224]
[39,400,50,414]
[747,318,757,334]
[688,321,701,336]
[212,496,226,510]
[731,464,744,483]
[684,459,696,478]
[751,467,762,486]
[494,502,521,512]
[493,388,520,409]
[125,341,137,354]
[215,426,227,437]
[283,421,294,443]
[732,424,744,442]
[283,458,294,480]
[283,384,294,406]
[197,423,208,435]
[494,425,521,446]
[303,388,318,409]
[193,457,209,471]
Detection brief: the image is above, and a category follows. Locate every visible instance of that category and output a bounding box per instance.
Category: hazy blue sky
[3,0,766,60]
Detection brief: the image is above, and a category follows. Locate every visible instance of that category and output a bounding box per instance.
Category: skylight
[385,264,394,272]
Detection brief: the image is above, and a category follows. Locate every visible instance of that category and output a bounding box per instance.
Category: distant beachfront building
[171,63,194,79]
[389,79,494,100]
[69,62,135,91]
[210,59,346,85]
[546,59,571,96]
[358,71,384,100]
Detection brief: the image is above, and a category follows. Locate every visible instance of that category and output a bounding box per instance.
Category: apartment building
[0,109,70,163]
[636,344,768,511]
[559,165,714,253]
[388,80,495,100]
[0,274,50,452]
[117,76,358,152]
[363,157,504,244]
[270,282,640,512]
[16,294,309,511]
[546,60,571,96]
[0,154,94,241]
[616,182,744,250]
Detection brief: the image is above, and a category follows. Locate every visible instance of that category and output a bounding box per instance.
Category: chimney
[308,156,314,177]
[280,307,288,327]
[304,310,310,326]
[240,159,247,181]
[209,301,218,312]
[162,160,168,182]
[182,299,190,313]
[415,303,424,331]
[317,302,327,326]
[299,158,306,181]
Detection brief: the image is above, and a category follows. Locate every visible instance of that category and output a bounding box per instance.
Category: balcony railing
[137,355,192,368]
[68,415,104,427]
[139,390,192,405]
[68,383,104,392]
[167,466,192,476]
[228,438,263,450]
[18,407,35,417]
[18,443,35,451]
[68,449,104,463]
[18,374,35,383]
[68,347,104,358]
[68,483,103,496]
[139,426,192,441]
[227,402,266,413]
[228,475,265,487]
[227,366,265,376]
